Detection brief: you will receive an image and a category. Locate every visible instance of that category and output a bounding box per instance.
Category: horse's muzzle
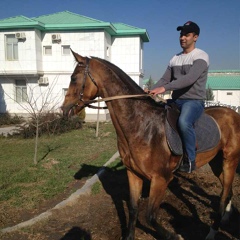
[61,104,74,118]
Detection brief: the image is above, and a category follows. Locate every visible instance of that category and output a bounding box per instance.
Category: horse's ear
[70,49,85,63]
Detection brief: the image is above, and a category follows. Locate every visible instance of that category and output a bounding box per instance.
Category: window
[63,88,68,96]
[106,46,110,57]
[6,34,18,60]
[43,46,52,55]
[227,92,232,95]
[15,80,27,103]
[62,45,70,55]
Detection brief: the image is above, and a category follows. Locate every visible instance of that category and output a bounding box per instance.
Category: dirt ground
[1,164,240,240]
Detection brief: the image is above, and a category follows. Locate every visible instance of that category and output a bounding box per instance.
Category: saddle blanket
[165,113,221,155]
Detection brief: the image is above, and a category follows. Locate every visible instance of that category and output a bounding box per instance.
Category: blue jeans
[174,99,204,162]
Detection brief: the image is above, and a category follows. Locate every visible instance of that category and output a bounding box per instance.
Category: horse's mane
[91,57,145,94]
[90,56,162,108]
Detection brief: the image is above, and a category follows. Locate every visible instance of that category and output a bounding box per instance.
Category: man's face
[179,32,198,50]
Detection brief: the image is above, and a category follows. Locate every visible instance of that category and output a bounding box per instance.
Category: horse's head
[61,50,99,117]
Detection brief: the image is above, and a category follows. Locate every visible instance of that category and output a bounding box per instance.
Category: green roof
[207,72,240,90]
[0,15,43,29]
[0,15,35,23]
[112,23,149,38]
[0,11,149,42]
[32,11,104,24]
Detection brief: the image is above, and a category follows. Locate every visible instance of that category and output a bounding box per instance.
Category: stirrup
[179,154,196,173]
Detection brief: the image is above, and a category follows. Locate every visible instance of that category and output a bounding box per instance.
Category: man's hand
[149,87,166,95]
[144,87,149,93]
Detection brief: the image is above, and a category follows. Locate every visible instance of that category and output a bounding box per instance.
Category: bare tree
[3,75,62,164]
[144,76,155,90]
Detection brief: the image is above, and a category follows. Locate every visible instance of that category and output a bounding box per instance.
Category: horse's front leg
[125,169,143,240]
[147,174,183,240]
[206,156,238,240]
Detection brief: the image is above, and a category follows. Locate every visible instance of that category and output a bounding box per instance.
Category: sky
[0,0,239,80]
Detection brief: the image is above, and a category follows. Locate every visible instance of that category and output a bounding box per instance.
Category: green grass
[91,181,102,195]
[0,122,118,210]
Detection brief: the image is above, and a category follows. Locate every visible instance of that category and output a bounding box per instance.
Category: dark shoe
[179,161,196,173]
[178,153,196,173]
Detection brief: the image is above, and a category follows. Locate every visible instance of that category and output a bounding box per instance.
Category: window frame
[15,80,27,103]
[43,45,52,55]
[63,88,68,96]
[5,34,18,61]
[62,45,71,55]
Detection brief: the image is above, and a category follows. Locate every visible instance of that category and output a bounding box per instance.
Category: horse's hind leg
[207,152,239,240]
[147,175,183,240]
[125,169,143,240]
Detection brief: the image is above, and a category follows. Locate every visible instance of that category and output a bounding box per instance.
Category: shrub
[17,112,83,139]
[0,112,23,126]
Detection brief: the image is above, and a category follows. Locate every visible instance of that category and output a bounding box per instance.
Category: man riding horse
[150,21,209,173]
[62,23,240,239]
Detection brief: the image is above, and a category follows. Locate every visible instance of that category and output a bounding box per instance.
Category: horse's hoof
[205,227,217,240]
[220,200,233,226]
[168,233,184,240]
[176,234,184,240]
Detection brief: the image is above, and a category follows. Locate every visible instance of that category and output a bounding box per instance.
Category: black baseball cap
[177,21,200,35]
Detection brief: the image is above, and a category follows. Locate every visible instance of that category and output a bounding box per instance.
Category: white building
[0,11,149,121]
[207,71,240,108]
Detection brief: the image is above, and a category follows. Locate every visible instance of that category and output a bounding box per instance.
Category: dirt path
[1,164,240,240]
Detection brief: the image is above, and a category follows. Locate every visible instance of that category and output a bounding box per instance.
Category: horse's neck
[100,81,141,98]
[102,88,154,134]
[100,81,141,114]
[95,61,157,134]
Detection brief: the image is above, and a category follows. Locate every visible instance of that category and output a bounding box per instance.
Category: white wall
[0,29,144,120]
[111,36,143,85]
[213,90,240,107]
[0,30,39,75]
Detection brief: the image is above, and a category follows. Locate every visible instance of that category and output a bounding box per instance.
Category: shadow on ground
[72,162,240,240]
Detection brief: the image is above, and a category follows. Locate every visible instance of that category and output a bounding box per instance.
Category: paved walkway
[0,125,21,137]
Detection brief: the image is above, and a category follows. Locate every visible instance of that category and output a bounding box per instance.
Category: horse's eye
[78,62,85,67]
[71,76,77,82]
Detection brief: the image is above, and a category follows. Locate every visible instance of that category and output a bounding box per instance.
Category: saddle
[165,103,221,155]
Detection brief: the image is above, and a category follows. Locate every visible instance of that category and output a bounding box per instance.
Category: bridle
[74,57,162,110]
[75,58,105,109]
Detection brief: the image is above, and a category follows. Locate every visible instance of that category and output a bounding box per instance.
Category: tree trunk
[33,117,39,165]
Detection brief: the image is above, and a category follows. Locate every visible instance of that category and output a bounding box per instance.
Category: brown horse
[61,50,240,240]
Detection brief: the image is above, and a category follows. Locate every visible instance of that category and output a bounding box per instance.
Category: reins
[82,94,153,109]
